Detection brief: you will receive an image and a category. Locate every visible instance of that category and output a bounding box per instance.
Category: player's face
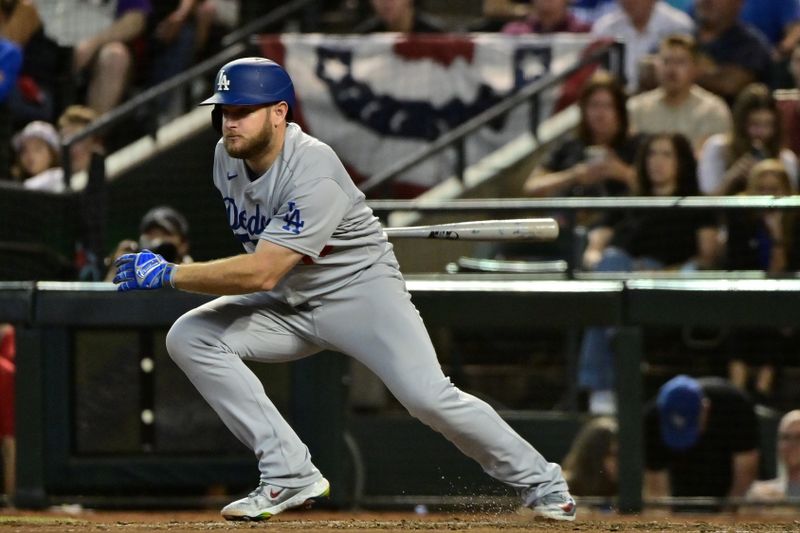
[19,137,55,176]
[221,104,274,160]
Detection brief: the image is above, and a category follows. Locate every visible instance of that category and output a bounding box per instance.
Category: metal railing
[359,40,625,194]
[367,195,800,213]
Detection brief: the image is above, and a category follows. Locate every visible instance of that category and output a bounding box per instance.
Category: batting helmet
[200,57,295,130]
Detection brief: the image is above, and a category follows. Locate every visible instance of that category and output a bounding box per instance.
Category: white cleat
[221,477,330,521]
[529,491,577,521]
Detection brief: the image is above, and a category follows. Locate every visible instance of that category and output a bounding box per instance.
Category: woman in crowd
[698,83,798,196]
[11,119,64,192]
[579,132,721,414]
[523,70,639,199]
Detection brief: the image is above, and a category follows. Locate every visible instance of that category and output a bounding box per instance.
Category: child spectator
[11,120,64,192]
[724,159,799,406]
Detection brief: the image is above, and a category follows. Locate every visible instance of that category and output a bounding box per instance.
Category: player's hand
[113,250,177,292]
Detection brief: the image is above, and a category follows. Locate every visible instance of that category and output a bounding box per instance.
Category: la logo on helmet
[218,71,231,91]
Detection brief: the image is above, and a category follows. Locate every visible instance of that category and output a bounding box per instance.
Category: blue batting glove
[113,249,177,292]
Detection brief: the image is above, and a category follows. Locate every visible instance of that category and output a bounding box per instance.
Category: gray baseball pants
[165,261,567,502]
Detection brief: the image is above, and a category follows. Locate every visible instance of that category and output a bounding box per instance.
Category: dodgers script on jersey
[212,122,396,306]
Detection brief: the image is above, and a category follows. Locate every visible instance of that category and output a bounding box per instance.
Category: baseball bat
[384,218,559,241]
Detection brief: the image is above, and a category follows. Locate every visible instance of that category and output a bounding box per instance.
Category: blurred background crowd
[4,0,800,513]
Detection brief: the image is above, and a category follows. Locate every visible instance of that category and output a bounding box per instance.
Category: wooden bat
[384,218,559,241]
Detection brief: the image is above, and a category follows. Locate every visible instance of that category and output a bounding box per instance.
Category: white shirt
[592,2,694,91]
[24,168,66,193]
[697,133,799,194]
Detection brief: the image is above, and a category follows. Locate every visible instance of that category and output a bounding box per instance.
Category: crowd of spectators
[4,0,800,511]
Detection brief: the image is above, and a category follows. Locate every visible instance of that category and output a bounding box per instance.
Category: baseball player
[113,57,576,522]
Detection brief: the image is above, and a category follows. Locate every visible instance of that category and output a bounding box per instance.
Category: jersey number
[282,202,305,235]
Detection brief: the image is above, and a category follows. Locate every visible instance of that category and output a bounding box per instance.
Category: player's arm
[728,449,759,498]
[114,239,303,295]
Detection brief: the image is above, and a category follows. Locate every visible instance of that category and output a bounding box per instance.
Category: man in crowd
[628,33,732,152]
[592,0,694,91]
[645,375,760,510]
[694,0,772,103]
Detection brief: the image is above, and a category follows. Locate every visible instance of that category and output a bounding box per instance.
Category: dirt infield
[2,509,800,532]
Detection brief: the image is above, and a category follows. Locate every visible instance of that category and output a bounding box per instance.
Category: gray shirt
[212,122,396,306]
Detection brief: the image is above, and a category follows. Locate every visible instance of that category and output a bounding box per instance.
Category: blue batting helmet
[200,57,295,129]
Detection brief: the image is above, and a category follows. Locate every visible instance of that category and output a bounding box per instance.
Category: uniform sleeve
[259,178,351,257]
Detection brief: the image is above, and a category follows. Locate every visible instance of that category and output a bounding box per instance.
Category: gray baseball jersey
[212,122,396,306]
[168,121,567,504]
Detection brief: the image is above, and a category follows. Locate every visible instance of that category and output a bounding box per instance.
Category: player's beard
[223,122,272,160]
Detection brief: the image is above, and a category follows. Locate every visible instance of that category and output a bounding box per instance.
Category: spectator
[562,416,618,497]
[104,205,192,282]
[628,33,732,152]
[740,0,800,58]
[353,0,448,33]
[37,0,151,115]
[501,0,590,35]
[578,133,720,414]
[727,159,799,273]
[724,159,799,406]
[698,83,798,195]
[0,323,14,504]
[645,375,760,510]
[144,0,201,117]
[523,71,638,199]
[10,120,64,192]
[1,0,60,129]
[591,0,694,92]
[193,0,239,59]
[57,104,102,178]
[748,409,800,501]
[694,0,772,103]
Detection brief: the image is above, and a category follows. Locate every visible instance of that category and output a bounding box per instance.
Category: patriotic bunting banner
[260,33,602,195]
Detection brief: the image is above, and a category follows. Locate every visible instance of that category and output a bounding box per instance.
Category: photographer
[104,205,192,281]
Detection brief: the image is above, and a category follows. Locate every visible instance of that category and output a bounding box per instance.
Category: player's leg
[165,293,329,519]
[313,262,574,519]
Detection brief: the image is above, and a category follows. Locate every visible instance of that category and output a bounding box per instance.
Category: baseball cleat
[529,491,577,521]
[221,477,330,521]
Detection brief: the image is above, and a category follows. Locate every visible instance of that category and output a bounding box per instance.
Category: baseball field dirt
[2,508,800,532]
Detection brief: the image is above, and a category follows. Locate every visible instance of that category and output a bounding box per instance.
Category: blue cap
[657,375,703,451]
